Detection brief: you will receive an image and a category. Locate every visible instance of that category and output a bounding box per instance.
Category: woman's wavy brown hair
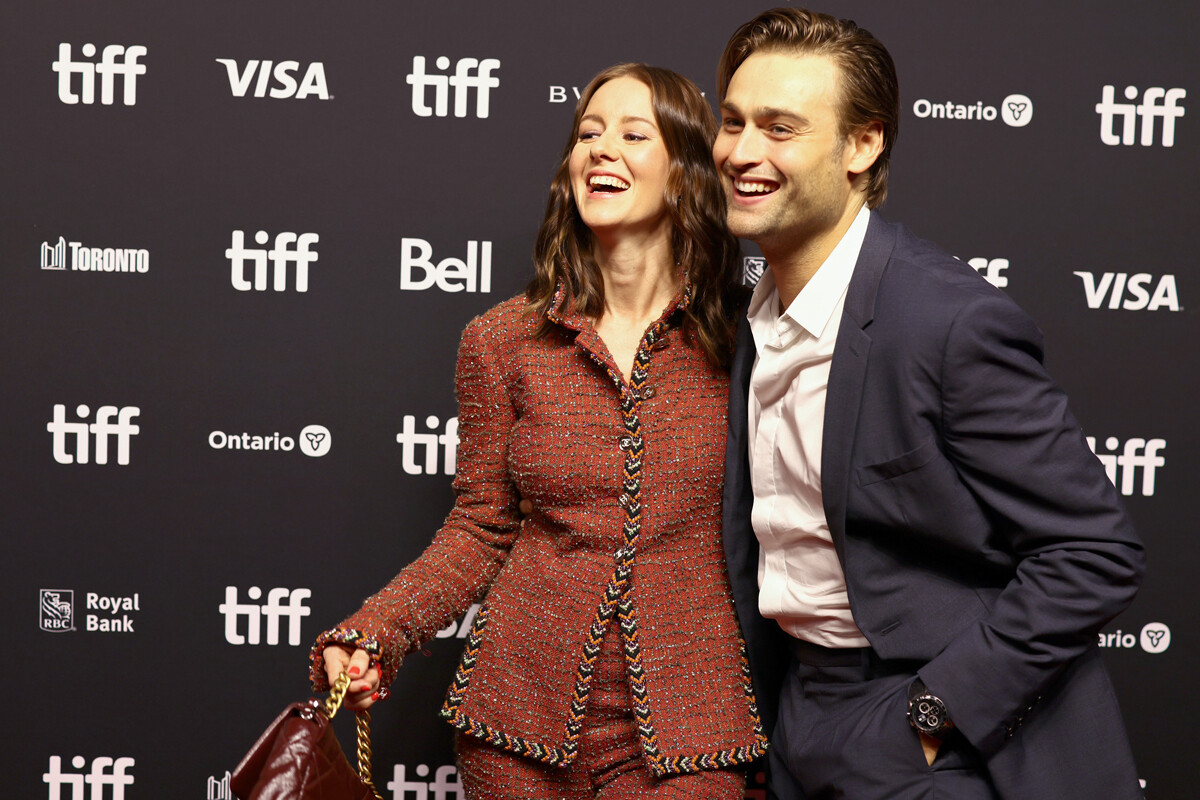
[525,63,742,369]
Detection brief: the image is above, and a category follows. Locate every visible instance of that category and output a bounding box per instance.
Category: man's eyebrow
[720,102,809,126]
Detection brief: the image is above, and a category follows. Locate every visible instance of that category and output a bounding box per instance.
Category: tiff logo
[396,415,458,475]
[1074,271,1180,311]
[1096,85,1186,147]
[401,238,492,293]
[48,405,140,465]
[207,770,232,800]
[387,764,462,799]
[44,756,135,800]
[407,56,500,118]
[227,230,319,292]
[1087,437,1165,497]
[219,586,311,645]
[215,59,330,100]
[968,258,1009,289]
[52,44,146,106]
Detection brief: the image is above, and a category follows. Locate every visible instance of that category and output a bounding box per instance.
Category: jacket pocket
[856,437,938,486]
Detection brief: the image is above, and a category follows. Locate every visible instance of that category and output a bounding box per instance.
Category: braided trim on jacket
[309,627,389,692]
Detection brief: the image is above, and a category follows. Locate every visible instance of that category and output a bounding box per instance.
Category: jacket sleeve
[916,292,1145,757]
[310,313,522,690]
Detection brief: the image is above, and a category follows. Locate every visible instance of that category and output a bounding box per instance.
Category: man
[715,8,1144,799]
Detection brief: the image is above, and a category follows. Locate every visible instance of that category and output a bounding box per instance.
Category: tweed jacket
[312,287,768,776]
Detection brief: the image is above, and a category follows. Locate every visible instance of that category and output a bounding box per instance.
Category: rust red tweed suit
[311,287,767,777]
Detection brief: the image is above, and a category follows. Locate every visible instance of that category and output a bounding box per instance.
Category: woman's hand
[322,644,384,711]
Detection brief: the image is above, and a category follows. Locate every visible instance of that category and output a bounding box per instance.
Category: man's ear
[845,121,884,178]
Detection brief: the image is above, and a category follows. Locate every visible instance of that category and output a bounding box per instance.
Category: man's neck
[764,200,868,311]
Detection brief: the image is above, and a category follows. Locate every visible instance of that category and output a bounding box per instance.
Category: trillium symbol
[305,432,325,449]
[1144,629,1165,648]
[1007,102,1028,121]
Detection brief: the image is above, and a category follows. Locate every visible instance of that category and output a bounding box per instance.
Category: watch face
[912,696,946,733]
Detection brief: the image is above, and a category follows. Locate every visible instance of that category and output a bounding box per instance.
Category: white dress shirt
[746,205,871,648]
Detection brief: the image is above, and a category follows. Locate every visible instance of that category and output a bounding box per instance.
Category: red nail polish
[371,692,380,701]
[348,666,360,677]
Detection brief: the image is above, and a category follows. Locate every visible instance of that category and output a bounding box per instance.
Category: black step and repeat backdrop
[3,1,1195,797]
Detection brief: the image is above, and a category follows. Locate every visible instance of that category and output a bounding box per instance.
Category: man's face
[713,51,860,257]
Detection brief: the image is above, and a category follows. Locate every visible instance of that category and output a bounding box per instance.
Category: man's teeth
[735,180,775,194]
[590,175,630,190]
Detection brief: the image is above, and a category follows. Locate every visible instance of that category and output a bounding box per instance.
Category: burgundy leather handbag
[230,672,383,800]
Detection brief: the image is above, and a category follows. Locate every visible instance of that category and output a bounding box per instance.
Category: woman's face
[568,76,672,241]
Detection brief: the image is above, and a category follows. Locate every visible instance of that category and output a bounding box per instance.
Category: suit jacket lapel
[822,212,896,557]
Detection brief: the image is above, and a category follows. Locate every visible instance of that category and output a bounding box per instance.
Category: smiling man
[715,8,1145,800]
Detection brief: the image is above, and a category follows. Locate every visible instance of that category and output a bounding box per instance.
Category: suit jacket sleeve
[916,291,1145,756]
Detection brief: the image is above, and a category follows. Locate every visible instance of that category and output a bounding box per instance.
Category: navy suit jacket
[722,212,1145,799]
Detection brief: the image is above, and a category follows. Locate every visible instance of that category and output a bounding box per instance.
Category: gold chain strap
[323,671,385,800]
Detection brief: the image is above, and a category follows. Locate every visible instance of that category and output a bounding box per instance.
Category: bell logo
[401,238,492,293]
[1096,85,1186,147]
[1140,622,1171,654]
[44,756,135,799]
[219,586,312,646]
[47,404,140,466]
[407,56,500,118]
[52,43,146,106]
[1073,271,1180,311]
[227,230,319,292]
[215,59,330,100]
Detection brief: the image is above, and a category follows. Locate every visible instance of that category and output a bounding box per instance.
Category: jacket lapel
[822,212,896,556]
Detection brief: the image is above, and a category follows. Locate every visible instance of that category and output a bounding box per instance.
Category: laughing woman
[310,63,767,799]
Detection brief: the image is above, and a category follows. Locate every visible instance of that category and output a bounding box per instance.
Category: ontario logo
[912,93,1032,127]
[40,589,75,632]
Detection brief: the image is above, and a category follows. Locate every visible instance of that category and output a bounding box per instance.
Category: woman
[310,63,767,798]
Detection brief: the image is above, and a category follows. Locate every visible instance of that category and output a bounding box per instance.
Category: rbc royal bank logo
[401,238,492,293]
[41,236,150,274]
[912,94,1032,127]
[742,257,766,286]
[227,230,319,292]
[407,56,500,118]
[44,756,135,799]
[1096,85,1186,147]
[40,589,74,632]
[215,59,330,99]
[48,404,140,465]
[53,43,146,105]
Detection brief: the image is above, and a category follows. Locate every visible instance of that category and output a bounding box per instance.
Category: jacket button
[641,386,656,399]
[618,493,632,508]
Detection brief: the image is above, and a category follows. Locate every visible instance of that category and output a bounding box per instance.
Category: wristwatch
[908,679,953,738]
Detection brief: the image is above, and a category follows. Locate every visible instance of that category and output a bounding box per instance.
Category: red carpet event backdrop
[2,2,1194,797]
